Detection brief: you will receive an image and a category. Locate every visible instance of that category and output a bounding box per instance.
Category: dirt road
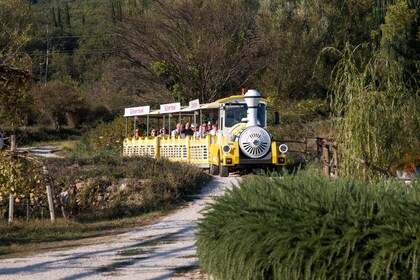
[0,176,240,280]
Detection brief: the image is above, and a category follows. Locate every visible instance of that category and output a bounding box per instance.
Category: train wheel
[219,165,229,177]
[209,163,219,175]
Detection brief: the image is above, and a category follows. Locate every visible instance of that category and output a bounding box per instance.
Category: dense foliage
[74,116,126,156]
[0,0,33,129]
[197,172,420,279]
[329,45,420,178]
[0,152,44,215]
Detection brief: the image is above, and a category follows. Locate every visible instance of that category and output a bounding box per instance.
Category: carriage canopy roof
[123,95,268,117]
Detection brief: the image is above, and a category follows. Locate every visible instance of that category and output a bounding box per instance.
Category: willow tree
[328,0,419,178]
[329,45,420,178]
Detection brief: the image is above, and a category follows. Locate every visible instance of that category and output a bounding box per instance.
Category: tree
[0,0,32,86]
[32,80,87,130]
[329,45,420,178]
[257,0,376,101]
[0,0,33,129]
[117,0,264,103]
[0,152,43,223]
[380,0,420,88]
[28,0,117,84]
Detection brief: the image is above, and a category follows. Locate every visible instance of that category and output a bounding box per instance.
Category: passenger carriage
[123,89,288,177]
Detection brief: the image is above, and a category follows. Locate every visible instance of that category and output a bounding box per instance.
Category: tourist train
[123,89,288,177]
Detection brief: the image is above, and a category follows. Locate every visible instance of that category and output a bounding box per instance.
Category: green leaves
[0,152,44,203]
[328,44,420,178]
[0,0,33,129]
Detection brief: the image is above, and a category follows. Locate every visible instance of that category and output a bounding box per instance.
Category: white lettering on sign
[189,99,200,110]
[160,102,180,113]
[124,106,150,117]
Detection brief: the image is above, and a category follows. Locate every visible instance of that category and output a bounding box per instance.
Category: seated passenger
[184,122,194,136]
[150,129,157,137]
[159,127,167,136]
[192,123,199,133]
[193,124,200,138]
[171,123,182,137]
[135,128,140,139]
[180,123,186,138]
[195,123,208,138]
[209,123,219,136]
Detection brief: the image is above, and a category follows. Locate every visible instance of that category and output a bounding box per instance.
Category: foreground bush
[196,172,420,280]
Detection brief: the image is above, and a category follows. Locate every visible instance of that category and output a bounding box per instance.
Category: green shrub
[71,116,127,158]
[196,172,420,280]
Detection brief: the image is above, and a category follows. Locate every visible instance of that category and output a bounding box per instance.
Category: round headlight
[279,144,288,154]
[222,144,231,153]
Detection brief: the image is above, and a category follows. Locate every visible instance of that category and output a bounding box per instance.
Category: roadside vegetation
[0,119,209,257]
[197,172,420,280]
[0,150,209,256]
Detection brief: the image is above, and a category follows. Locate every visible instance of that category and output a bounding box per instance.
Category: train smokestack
[244,89,261,127]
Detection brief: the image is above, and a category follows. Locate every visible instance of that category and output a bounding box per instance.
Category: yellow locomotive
[123,89,287,177]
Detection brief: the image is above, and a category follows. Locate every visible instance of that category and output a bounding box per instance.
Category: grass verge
[0,210,169,258]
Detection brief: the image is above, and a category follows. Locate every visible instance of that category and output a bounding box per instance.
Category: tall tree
[0,0,32,86]
[329,45,420,178]
[257,0,375,101]
[117,0,265,103]
[380,0,420,88]
[0,0,33,129]
[31,80,87,130]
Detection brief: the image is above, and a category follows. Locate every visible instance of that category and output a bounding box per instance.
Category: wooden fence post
[26,196,30,221]
[8,137,16,224]
[322,140,330,177]
[333,146,339,177]
[8,191,14,224]
[10,134,16,152]
[43,165,56,223]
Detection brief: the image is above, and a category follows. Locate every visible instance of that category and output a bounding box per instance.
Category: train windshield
[224,103,266,128]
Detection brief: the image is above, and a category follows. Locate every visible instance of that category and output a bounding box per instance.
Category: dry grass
[0,210,169,258]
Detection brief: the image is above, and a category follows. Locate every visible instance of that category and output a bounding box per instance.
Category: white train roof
[124,94,268,117]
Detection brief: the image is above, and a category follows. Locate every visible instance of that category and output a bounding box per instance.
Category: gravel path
[0,175,239,280]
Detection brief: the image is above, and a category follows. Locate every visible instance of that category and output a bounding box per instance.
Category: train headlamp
[222,144,231,153]
[279,144,288,154]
